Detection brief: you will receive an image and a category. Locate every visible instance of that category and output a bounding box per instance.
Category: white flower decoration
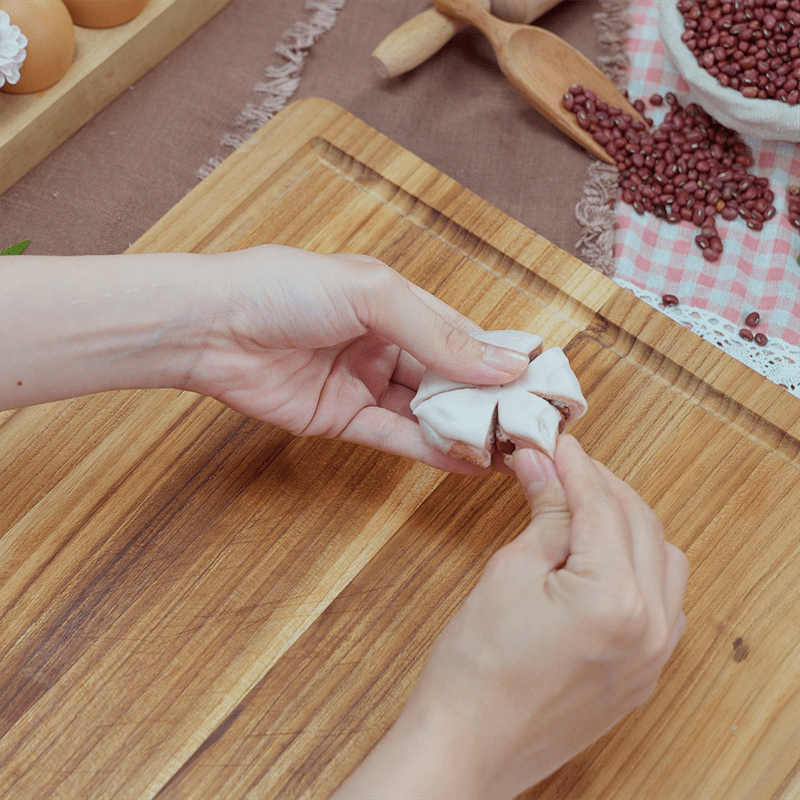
[411,330,588,467]
[0,9,28,89]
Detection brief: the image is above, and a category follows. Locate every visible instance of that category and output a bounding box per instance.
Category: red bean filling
[546,400,571,434]
[789,185,800,228]
[562,88,777,260]
[677,0,800,105]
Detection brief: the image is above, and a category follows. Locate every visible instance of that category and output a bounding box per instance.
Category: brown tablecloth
[0,0,612,259]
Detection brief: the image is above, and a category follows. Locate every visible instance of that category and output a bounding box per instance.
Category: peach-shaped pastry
[410,330,587,467]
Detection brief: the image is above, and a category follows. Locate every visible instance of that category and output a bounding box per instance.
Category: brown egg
[62,0,147,29]
[1,0,75,94]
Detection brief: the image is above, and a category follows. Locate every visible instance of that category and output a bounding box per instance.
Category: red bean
[788,185,800,228]
[593,130,611,145]
[754,332,769,346]
[662,294,680,306]
[739,328,754,341]
[745,311,761,327]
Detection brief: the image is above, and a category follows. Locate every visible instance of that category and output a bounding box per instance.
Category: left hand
[188,246,530,471]
[1,246,527,470]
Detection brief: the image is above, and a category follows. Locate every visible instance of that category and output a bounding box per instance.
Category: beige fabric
[0,0,611,259]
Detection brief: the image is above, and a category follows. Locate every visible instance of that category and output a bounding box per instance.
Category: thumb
[511,447,573,569]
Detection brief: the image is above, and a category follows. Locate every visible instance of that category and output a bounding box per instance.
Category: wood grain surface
[0,0,232,195]
[1,97,798,800]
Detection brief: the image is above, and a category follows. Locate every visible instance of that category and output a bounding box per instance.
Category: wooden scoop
[371,0,563,79]
[433,0,645,164]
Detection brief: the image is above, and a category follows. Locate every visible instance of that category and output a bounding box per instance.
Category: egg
[63,0,147,29]
[1,0,75,94]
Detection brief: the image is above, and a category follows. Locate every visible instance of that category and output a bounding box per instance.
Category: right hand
[370,434,690,798]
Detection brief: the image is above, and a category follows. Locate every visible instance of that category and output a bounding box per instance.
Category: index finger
[366,270,530,387]
[391,282,485,390]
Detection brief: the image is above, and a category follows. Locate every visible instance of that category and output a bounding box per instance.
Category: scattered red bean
[745,311,761,327]
[562,88,778,260]
[788,185,800,228]
[677,0,800,106]
[739,328,754,340]
[754,332,769,345]
[662,293,680,306]
[650,93,664,106]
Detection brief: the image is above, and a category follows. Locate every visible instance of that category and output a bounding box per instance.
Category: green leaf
[0,239,31,255]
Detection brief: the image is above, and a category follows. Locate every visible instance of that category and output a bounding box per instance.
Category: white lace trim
[196,0,346,180]
[614,278,800,397]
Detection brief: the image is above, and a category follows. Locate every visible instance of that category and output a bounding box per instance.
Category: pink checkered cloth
[615,0,800,347]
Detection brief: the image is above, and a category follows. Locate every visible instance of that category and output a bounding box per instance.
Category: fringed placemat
[197,0,346,180]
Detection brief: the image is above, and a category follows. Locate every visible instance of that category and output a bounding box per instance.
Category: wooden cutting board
[1,97,798,800]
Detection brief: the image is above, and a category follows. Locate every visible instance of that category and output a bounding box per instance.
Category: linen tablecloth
[1,0,797,392]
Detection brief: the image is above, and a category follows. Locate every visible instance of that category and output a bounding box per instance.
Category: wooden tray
[0,0,231,196]
[1,98,798,800]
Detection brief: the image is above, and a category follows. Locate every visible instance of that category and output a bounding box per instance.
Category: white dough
[411,330,587,465]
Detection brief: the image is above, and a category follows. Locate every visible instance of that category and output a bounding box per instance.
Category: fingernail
[514,448,551,493]
[483,345,529,375]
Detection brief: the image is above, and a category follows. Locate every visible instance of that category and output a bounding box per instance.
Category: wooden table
[1,98,798,800]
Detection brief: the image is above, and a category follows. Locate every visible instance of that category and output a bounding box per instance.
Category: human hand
[1,245,527,471]
[188,245,530,472]
[332,435,689,799]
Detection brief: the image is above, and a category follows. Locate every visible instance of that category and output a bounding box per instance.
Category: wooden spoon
[433,0,646,164]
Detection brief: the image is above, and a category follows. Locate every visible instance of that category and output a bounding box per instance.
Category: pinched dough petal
[496,389,562,459]
[516,348,588,421]
[410,329,544,411]
[413,387,498,468]
[410,370,470,412]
